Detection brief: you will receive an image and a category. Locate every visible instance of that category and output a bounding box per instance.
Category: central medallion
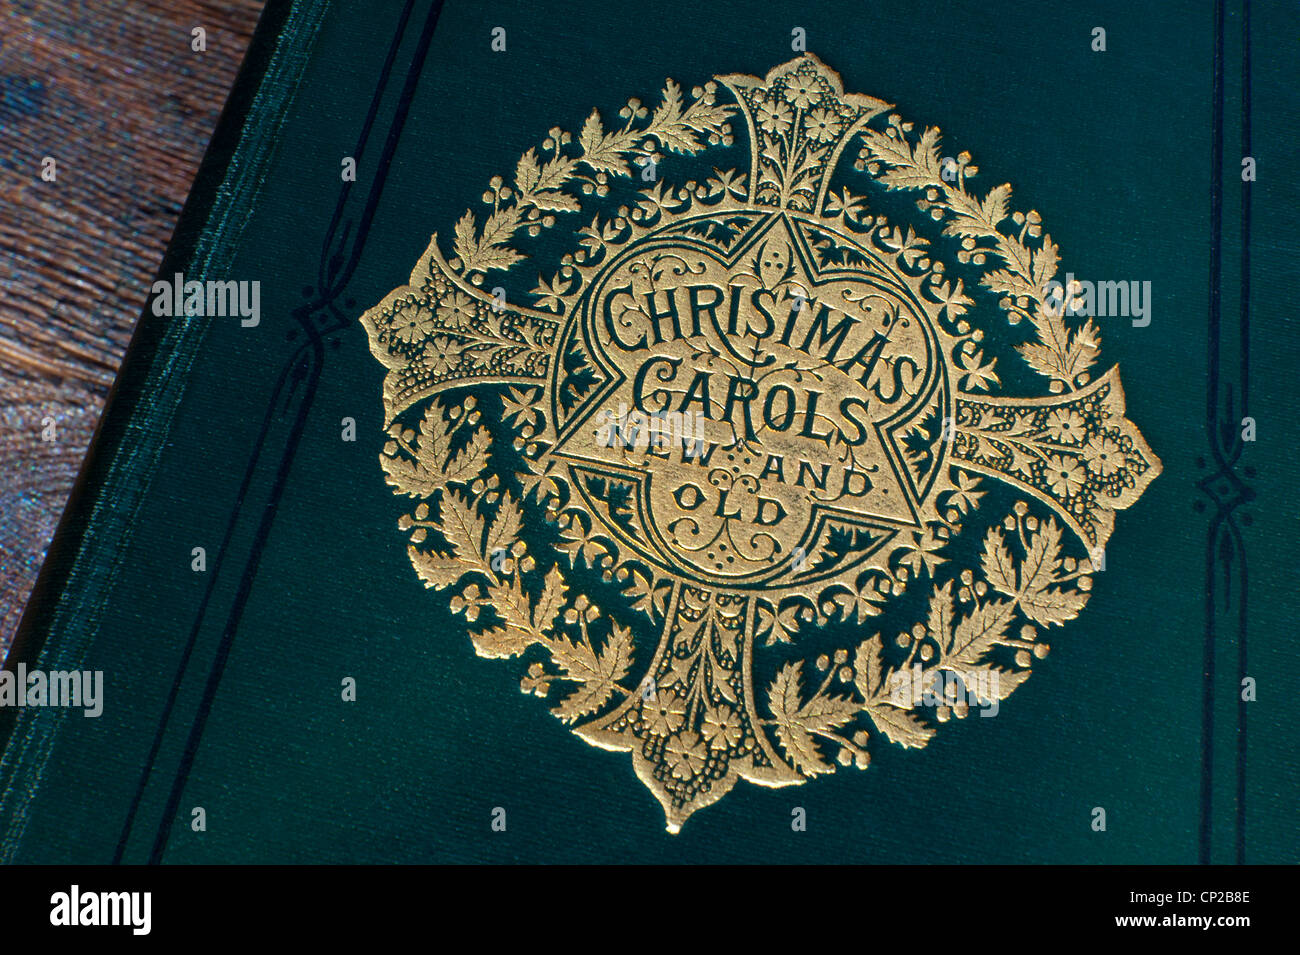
[553,210,948,587]
[360,53,1161,832]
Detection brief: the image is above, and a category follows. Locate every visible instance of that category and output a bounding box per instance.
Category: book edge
[0,0,330,827]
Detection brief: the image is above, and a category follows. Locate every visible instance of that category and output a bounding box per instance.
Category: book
[1,0,1293,864]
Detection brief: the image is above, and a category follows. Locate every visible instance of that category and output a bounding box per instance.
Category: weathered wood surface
[0,0,264,654]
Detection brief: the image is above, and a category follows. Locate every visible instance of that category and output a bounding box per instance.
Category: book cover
[1,0,1294,865]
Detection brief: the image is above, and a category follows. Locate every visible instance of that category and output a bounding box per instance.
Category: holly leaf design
[406,545,463,591]
[865,704,935,749]
[485,495,522,560]
[769,661,858,776]
[528,190,581,215]
[1018,341,1069,383]
[879,165,937,189]
[963,665,1032,702]
[980,183,1011,230]
[1020,517,1063,592]
[437,490,487,564]
[487,575,537,647]
[532,564,567,635]
[1032,239,1060,288]
[550,624,633,723]
[863,121,1103,393]
[466,244,526,273]
[799,691,861,729]
[454,206,529,273]
[982,267,1038,301]
[648,80,693,153]
[381,403,471,499]
[927,581,956,648]
[853,635,885,700]
[453,211,478,268]
[514,148,541,195]
[579,110,631,177]
[470,625,532,661]
[948,597,1014,665]
[980,526,1018,597]
[380,453,443,499]
[1020,586,1088,628]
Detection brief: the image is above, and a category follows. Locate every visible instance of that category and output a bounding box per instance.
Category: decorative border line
[1234,0,1252,869]
[110,0,447,864]
[1199,0,1254,866]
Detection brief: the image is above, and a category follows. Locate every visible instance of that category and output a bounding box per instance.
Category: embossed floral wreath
[361,55,1160,831]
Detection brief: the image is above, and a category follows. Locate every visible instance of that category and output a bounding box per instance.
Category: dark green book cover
[2,0,1295,864]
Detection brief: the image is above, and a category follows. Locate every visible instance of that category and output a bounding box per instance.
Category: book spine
[0,0,330,854]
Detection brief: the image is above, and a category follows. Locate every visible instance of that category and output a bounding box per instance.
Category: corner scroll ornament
[360,54,1161,832]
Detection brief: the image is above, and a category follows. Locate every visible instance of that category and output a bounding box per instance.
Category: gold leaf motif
[359,52,1163,833]
[981,527,1018,597]
[407,545,462,591]
[949,598,1014,663]
[485,495,522,559]
[853,636,885,700]
[437,490,486,565]
[769,662,857,775]
[532,564,567,635]
[865,704,936,750]
[550,624,634,723]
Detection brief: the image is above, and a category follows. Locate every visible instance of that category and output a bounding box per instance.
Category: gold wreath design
[360,54,1161,831]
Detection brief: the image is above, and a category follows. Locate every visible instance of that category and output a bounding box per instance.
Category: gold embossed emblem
[361,55,1160,831]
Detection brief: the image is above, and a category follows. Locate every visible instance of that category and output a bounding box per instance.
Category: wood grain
[0,0,264,654]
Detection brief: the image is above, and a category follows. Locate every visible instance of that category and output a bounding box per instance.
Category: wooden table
[0,0,264,654]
